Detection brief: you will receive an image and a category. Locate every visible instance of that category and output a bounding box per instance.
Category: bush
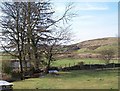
[0,73,11,81]
[78,61,84,65]
[11,71,21,79]
[2,60,12,74]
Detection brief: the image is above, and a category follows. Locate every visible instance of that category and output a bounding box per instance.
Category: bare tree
[42,25,72,73]
[24,2,56,70]
[98,47,115,64]
[0,2,25,80]
[24,1,75,71]
[0,1,75,76]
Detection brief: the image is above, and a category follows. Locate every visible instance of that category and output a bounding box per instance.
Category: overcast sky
[52,0,118,44]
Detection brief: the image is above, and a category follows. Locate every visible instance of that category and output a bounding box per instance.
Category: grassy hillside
[77,37,118,49]
[64,37,118,55]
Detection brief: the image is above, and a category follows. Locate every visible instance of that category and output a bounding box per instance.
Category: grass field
[52,58,118,67]
[0,54,119,89]
[0,55,118,69]
[13,69,118,89]
[0,55,14,60]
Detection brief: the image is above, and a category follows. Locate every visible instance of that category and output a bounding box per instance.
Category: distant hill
[65,37,118,51]
[57,37,118,59]
[78,37,117,49]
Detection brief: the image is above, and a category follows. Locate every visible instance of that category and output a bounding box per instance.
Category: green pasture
[0,55,15,60]
[13,69,118,89]
[52,58,118,67]
[0,54,118,68]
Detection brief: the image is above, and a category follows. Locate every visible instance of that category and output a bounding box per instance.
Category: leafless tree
[0,2,25,80]
[24,1,75,71]
[42,26,72,73]
[98,48,115,64]
[0,1,75,76]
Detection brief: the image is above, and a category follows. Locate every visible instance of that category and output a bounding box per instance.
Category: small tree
[98,47,115,64]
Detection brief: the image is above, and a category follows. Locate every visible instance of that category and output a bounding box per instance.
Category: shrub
[11,71,21,79]
[77,61,84,66]
[2,60,12,75]
[0,73,11,81]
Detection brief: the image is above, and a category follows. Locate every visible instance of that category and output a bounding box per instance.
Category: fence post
[74,62,75,66]
[59,65,62,70]
[89,62,91,69]
[69,63,70,67]
[65,64,66,68]
[113,61,115,70]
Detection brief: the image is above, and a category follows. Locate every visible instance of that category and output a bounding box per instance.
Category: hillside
[65,37,118,51]
[57,37,118,59]
[77,37,118,49]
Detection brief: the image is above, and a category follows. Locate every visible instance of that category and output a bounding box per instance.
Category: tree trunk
[27,2,33,71]
[16,4,24,80]
[19,57,24,80]
[35,52,39,70]
[46,53,52,74]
